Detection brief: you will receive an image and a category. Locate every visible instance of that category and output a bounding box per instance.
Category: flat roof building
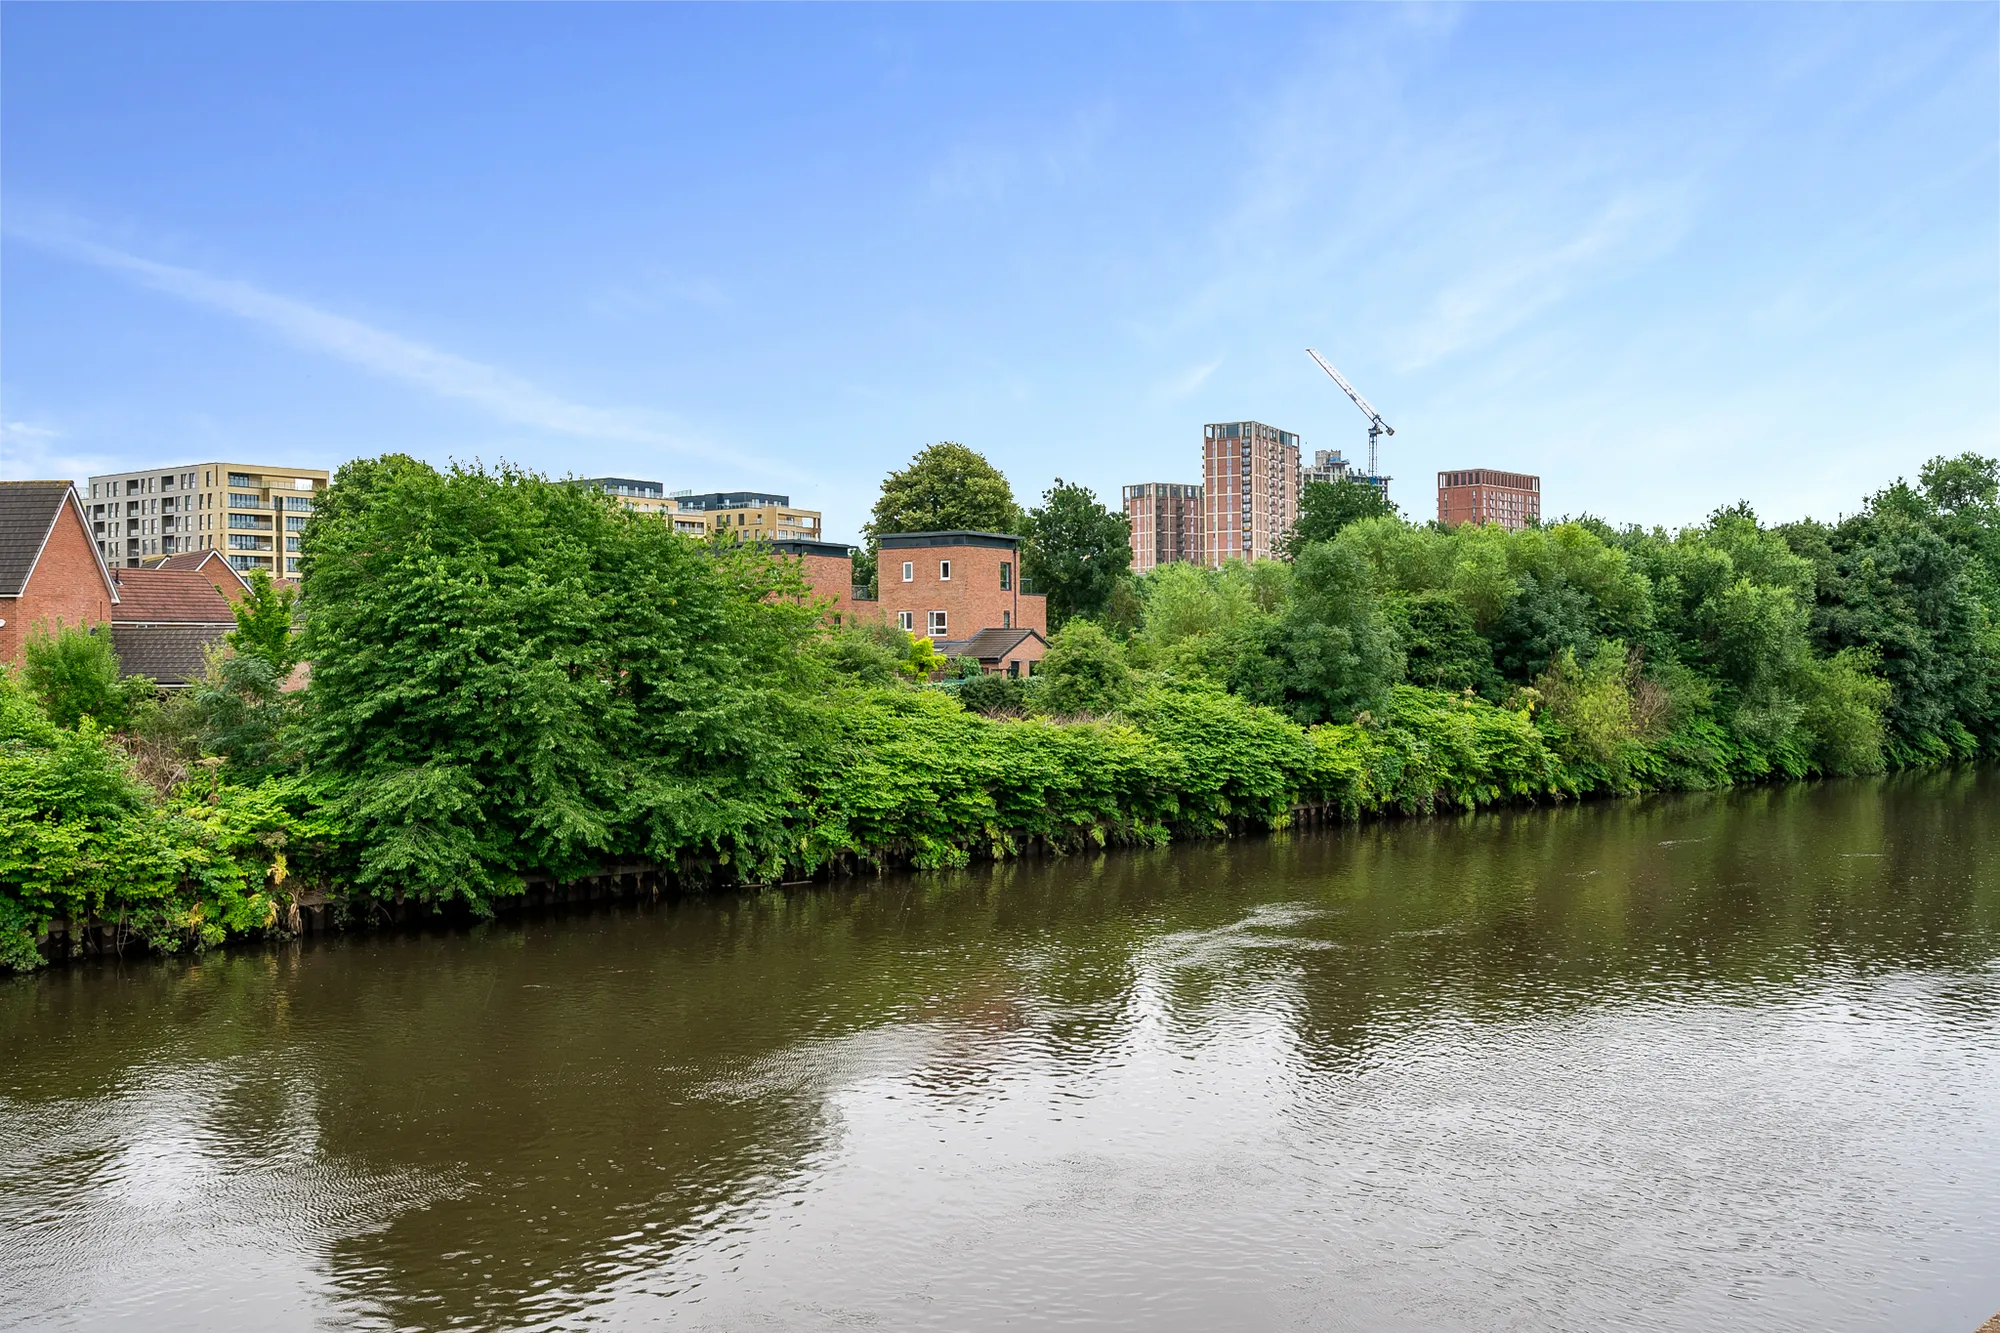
[1202,421,1300,565]
[874,531,1046,658]
[1438,469,1540,532]
[1122,482,1204,574]
[673,491,823,543]
[84,462,328,578]
[1301,449,1391,501]
[574,478,707,534]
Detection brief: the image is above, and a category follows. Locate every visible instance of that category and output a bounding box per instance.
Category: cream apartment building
[85,462,329,578]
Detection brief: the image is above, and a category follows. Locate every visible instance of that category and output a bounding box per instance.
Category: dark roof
[675,491,790,510]
[876,530,1021,551]
[938,627,1046,660]
[110,568,237,624]
[767,538,855,559]
[0,481,78,598]
[109,623,229,686]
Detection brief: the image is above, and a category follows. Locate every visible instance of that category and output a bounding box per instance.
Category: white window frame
[928,610,948,637]
[939,560,952,581]
[901,561,914,582]
[897,611,914,631]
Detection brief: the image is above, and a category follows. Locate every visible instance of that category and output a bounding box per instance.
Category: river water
[3,775,1998,1332]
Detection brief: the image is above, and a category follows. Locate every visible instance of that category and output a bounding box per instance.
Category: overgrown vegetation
[4,450,1994,970]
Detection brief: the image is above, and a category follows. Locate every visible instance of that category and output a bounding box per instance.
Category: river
[3,774,1998,1331]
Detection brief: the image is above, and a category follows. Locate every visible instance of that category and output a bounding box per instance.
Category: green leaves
[1020,479,1132,629]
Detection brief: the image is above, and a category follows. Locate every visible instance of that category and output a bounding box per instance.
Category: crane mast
[1305,348,1395,477]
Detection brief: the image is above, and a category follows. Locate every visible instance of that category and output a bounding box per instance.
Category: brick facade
[0,486,118,665]
[1438,469,1540,532]
[1122,482,1204,574]
[875,532,1046,643]
[769,539,858,622]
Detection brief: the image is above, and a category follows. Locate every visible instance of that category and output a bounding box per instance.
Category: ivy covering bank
[4,450,1996,970]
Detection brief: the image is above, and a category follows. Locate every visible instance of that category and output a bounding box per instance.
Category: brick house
[769,538,860,622]
[155,549,253,603]
[0,481,120,665]
[936,626,1047,677]
[109,568,240,686]
[875,532,1047,672]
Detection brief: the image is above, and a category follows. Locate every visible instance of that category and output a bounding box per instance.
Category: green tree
[864,442,1020,543]
[1284,479,1398,555]
[20,623,150,730]
[227,569,301,676]
[1034,620,1135,716]
[1021,479,1132,630]
[1382,591,1503,697]
[1273,542,1401,723]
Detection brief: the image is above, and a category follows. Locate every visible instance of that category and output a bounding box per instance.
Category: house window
[939,560,951,581]
[1003,610,1012,629]
[897,611,914,632]
[999,561,1012,590]
[1007,660,1020,678]
[928,610,947,636]
[901,561,914,582]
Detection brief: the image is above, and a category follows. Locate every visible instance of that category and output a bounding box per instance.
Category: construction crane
[1306,348,1394,477]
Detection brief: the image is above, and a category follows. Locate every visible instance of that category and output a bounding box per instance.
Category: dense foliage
[1020,479,1132,629]
[4,451,1993,971]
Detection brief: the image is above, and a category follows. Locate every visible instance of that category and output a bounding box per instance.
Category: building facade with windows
[875,531,1046,649]
[1202,421,1300,565]
[1299,448,1392,502]
[84,463,329,577]
[574,478,708,534]
[1438,469,1540,532]
[1122,482,1204,574]
[672,491,823,543]
[0,482,118,666]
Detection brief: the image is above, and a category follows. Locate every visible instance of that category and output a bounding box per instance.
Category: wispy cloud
[1163,354,1225,399]
[5,218,791,478]
[0,418,113,487]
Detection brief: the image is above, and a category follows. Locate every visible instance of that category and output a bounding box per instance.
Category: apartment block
[1438,469,1540,532]
[1301,449,1392,502]
[576,478,708,535]
[673,491,823,543]
[876,531,1047,648]
[1122,482,1204,574]
[1202,421,1301,565]
[84,462,329,577]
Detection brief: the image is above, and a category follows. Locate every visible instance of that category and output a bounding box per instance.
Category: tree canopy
[1284,478,1399,556]
[1021,479,1132,630]
[864,442,1020,545]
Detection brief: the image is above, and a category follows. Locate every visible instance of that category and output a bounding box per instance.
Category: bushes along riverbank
[4,450,1996,970]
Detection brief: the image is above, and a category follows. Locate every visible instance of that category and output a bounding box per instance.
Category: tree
[864,443,1020,543]
[20,623,150,730]
[1273,543,1401,723]
[1284,479,1397,556]
[1382,591,1503,697]
[1021,479,1132,629]
[227,569,301,677]
[1033,621,1134,716]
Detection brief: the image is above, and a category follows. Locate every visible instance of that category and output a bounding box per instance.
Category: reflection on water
[3,773,1998,1332]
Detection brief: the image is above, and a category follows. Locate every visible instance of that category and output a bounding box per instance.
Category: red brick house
[0,481,119,666]
[155,549,253,604]
[109,568,240,686]
[769,538,861,622]
[876,532,1046,642]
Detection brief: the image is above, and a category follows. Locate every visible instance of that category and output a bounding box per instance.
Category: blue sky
[2,3,1994,541]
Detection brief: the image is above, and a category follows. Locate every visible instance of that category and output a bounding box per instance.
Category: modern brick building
[673,491,823,543]
[85,462,329,577]
[1438,469,1541,532]
[0,482,118,666]
[1122,482,1204,574]
[876,531,1047,646]
[1202,421,1301,564]
[769,538,861,622]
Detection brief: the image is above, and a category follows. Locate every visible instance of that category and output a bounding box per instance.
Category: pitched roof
[0,481,103,600]
[155,549,253,598]
[110,568,237,624]
[937,627,1046,661]
[109,623,229,686]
